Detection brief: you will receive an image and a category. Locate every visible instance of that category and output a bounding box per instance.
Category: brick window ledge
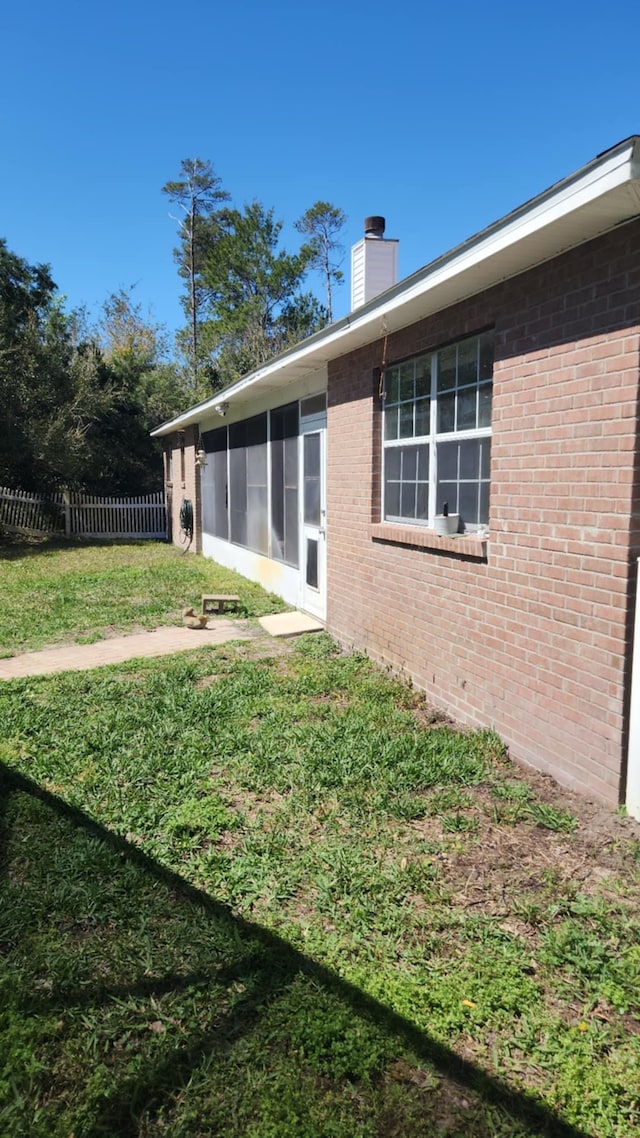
[369,522,488,560]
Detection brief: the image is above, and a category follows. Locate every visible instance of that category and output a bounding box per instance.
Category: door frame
[299,405,327,621]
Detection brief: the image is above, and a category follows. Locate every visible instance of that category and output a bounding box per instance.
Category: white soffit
[152,138,640,436]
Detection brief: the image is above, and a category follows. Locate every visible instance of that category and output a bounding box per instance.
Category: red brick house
[153,137,640,812]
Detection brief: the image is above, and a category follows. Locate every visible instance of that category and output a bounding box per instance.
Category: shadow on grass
[0,760,590,1138]
[0,535,170,561]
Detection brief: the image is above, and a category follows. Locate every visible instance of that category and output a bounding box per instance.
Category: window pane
[284,436,298,488]
[302,432,321,525]
[399,403,414,438]
[437,484,458,516]
[415,397,430,436]
[399,362,414,402]
[247,486,268,554]
[478,383,492,428]
[304,477,321,525]
[270,438,284,556]
[401,446,417,482]
[457,387,477,430]
[438,393,455,432]
[285,488,299,566]
[384,406,398,440]
[416,481,429,520]
[479,482,490,525]
[459,438,480,479]
[458,482,479,528]
[300,393,326,418]
[415,356,431,397]
[438,441,458,481]
[304,432,320,478]
[271,401,298,442]
[457,337,478,385]
[230,507,246,547]
[401,482,416,518]
[480,439,491,480]
[306,538,318,588]
[437,345,457,392]
[229,439,247,546]
[384,479,400,518]
[247,440,267,484]
[417,444,429,481]
[386,368,400,404]
[385,447,401,480]
[304,433,321,526]
[247,413,267,448]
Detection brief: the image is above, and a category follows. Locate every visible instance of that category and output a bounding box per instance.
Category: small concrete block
[258,611,324,638]
[202,594,240,614]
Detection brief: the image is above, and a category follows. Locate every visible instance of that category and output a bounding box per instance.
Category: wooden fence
[0,487,166,540]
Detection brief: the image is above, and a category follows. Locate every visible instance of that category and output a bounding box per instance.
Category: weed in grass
[492,780,535,803]
[527,802,578,834]
[428,786,477,814]
[442,812,480,834]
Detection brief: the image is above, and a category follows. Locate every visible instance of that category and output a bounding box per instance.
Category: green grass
[1,630,639,1137]
[0,537,285,655]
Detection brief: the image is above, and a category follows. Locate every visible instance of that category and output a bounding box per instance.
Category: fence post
[63,491,71,538]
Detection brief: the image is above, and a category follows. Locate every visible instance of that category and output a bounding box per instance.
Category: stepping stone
[258,611,324,638]
[202,594,240,614]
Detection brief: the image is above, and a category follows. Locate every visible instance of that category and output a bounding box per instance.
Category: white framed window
[383,331,493,531]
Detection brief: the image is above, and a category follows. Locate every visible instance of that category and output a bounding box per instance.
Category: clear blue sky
[3,0,639,345]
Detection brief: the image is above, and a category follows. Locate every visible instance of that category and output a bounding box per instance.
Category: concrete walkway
[0,621,254,681]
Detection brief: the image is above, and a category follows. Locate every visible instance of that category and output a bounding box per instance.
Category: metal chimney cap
[364,216,385,237]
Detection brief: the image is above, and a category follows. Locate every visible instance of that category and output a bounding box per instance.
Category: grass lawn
[1,624,639,1137]
[0,537,285,657]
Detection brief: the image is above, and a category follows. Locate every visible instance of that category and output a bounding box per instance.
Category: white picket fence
[0,487,166,540]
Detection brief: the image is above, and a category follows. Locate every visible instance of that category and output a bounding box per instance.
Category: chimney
[350,216,399,310]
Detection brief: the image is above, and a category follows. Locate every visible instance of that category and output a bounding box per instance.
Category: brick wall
[164,425,202,554]
[327,220,640,804]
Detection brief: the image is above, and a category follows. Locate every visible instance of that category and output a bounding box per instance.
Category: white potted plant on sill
[433,502,460,537]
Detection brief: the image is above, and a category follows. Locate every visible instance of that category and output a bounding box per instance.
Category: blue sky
[3,0,639,346]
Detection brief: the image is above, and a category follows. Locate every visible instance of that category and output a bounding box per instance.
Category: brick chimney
[350,216,399,310]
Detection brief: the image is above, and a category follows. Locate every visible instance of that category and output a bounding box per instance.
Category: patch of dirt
[195,674,221,690]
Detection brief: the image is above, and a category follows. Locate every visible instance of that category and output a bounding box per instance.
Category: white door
[300,426,326,620]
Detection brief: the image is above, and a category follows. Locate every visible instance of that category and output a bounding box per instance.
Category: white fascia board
[152,138,640,438]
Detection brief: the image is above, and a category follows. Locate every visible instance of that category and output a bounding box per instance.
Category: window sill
[369,522,488,559]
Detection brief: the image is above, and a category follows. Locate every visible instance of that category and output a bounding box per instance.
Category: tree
[294,201,347,323]
[161,159,229,396]
[0,239,75,490]
[200,200,325,385]
[0,241,181,495]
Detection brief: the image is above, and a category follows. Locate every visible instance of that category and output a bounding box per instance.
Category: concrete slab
[0,621,253,681]
[258,611,324,638]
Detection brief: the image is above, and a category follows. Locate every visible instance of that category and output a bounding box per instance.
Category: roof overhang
[152,136,640,437]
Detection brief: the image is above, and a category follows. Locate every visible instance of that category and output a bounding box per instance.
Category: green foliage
[201,200,326,385]
[295,200,347,322]
[0,244,184,494]
[162,158,230,397]
[163,161,340,391]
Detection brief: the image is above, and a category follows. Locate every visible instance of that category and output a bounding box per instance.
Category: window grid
[383,332,493,531]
